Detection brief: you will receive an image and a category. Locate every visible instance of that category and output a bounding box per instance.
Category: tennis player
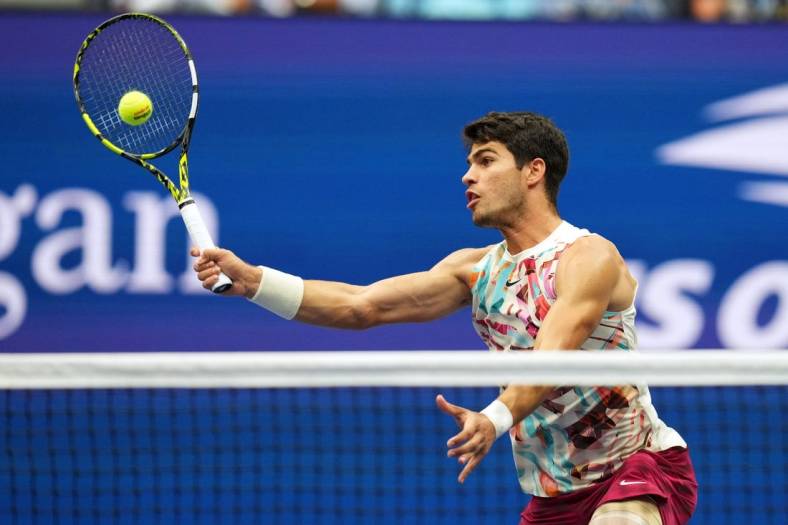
[192,112,697,525]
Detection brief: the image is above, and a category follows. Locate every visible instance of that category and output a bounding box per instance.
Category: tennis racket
[73,12,232,293]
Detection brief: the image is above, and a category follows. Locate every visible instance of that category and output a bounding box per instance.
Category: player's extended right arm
[191,247,483,329]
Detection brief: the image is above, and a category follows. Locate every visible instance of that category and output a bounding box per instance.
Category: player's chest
[471,258,555,347]
[473,257,553,314]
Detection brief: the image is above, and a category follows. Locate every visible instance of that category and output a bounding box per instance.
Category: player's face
[462,142,526,228]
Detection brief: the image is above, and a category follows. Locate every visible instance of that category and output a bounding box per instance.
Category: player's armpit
[295,247,488,329]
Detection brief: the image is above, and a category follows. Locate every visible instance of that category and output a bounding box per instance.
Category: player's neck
[500,209,562,255]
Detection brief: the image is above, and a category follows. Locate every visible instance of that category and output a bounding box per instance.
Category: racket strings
[118,20,188,151]
[77,16,193,156]
[114,20,190,152]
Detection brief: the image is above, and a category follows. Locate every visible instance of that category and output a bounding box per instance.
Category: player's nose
[461,167,476,187]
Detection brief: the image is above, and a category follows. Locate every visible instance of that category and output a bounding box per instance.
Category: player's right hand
[191,247,262,298]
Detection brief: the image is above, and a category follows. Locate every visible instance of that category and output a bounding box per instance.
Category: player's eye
[480,157,493,167]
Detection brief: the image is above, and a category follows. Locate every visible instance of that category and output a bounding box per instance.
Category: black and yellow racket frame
[73,12,199,207]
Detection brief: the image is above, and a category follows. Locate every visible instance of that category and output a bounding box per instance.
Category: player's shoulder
[557,232,635,303]
[563,234,624,270]
[433,245,495,271]
[568,234,618,256]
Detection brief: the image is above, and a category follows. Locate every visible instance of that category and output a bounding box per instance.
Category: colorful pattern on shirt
[470,221,681,497]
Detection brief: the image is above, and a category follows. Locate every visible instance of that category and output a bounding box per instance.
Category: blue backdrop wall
[1,15,787,525]
[1,14,787,352]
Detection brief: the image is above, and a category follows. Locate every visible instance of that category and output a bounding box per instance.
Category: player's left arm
[438,236,628,483]
[497,236,624,418]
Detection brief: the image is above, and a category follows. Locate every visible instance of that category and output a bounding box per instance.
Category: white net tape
[1,350,786,388]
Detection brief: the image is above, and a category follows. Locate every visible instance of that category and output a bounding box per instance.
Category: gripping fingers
[197,266,221,281]
[194,260,215,273]
[202,274,219,290]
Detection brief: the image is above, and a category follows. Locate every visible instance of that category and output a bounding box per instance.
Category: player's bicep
[296,248,483,329]
[360,268,471,326]
[358,247,487,326]
[534,240,620,349]
[535,291,608,349]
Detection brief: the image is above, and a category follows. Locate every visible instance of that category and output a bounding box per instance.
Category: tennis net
[1,351,786,525]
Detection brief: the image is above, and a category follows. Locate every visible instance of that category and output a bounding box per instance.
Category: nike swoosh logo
[619,480,647,486]
[505,278,521,287]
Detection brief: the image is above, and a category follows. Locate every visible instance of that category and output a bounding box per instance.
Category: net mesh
[76,16,193,155]
[1,352,786,525]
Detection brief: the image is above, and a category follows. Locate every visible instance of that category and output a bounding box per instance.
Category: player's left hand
[436,394,496,484]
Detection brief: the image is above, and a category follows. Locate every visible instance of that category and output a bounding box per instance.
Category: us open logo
[643,83,788,349]
[657,82,788,208]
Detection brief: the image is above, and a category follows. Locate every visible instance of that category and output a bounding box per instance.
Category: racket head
[73,13,198,159]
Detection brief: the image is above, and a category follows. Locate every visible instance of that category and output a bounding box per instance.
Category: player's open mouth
[466,191,480,209]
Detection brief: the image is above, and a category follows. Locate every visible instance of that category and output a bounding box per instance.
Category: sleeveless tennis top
[470,221,686,497]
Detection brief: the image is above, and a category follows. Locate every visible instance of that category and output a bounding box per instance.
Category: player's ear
[523,157,546,187]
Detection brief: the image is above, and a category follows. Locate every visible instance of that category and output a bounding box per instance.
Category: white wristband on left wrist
[480,399,514,439]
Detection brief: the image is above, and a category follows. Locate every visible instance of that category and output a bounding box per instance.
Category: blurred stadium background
[2,0,788,21]
[0,2,786,524]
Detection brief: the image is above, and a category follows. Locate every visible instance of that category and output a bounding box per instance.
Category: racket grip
[179,200,233,294]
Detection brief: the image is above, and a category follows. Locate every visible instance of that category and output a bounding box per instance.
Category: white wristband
[248,266,304,320]
[480,399,514,439]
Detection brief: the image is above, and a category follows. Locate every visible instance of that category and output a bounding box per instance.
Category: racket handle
[179,200,233,294]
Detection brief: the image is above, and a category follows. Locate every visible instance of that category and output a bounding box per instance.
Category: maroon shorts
[519,447,698,525]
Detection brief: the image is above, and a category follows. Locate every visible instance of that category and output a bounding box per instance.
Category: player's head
[462,112,569,227]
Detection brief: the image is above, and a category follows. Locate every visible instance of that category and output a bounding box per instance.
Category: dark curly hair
[463,112,569,209]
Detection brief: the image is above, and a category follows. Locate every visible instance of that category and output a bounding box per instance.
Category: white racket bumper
[179,200,232,294]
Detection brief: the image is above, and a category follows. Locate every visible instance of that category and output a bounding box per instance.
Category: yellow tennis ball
[118,91,153,126]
